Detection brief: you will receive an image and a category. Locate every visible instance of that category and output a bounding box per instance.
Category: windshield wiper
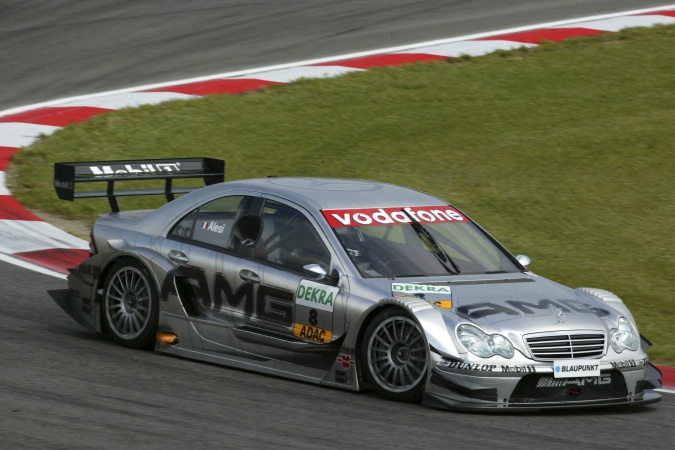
[401,209,461,274]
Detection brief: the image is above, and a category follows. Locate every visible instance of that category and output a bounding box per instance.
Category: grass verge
[10,25,675,364]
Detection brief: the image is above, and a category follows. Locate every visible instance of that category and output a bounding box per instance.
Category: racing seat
[258,212,329,272]
[279,220,330,272]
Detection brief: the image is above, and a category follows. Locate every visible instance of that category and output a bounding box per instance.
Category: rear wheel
[361,308,428,402]
[103,258,159,349]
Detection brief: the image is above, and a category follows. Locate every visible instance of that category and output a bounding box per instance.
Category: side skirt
[155,313,358,391]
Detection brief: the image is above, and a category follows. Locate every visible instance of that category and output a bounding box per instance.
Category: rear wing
[54,157,225,212]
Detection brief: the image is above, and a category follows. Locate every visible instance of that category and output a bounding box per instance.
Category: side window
[169,195,245,249]
[255,200,331,273]
[171,209,198,240]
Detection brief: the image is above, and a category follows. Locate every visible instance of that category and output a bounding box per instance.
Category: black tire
[102,258,159,349]
[361,308,428,402]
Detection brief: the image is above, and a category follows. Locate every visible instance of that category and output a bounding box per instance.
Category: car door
[250,198,347,348]
[161,193,263,354]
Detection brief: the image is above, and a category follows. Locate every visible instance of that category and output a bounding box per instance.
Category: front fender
[325,295,459,391]
[576,287,637,323]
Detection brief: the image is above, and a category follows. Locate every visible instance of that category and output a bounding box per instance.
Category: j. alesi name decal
[295,280,339,312]
[322,205,468,228]
[201,221,226,234]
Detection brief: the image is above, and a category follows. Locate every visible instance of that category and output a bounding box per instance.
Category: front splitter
[423,390,662,413]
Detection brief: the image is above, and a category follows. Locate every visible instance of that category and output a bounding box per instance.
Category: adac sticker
[431,300,453,309]
[391,283,451,295]
[293,323,332,344]
[296,280,339,312]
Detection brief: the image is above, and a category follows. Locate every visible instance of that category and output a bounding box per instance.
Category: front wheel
[102,258,159,349]
[361,308,428,402]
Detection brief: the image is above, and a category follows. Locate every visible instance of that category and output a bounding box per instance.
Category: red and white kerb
[321,206,469,228]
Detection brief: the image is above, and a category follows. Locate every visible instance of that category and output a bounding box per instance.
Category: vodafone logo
[322,206,468,228]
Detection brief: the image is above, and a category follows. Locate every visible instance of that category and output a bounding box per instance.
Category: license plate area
[553,360,600,378]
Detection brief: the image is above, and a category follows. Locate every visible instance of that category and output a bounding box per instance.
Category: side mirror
[303,264,341,286]
[516,254,531,268]
[303,264,328,280]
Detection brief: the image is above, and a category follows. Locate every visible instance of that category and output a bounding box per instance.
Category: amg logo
[89,162,181,176]
[536,374,611,388]
[457,298,611,319]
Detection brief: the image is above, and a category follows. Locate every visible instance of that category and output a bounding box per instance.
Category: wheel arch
[347,296,446,391]
[98,249,174,349]
[97,248,174,294]
[86,248,174,333]
[576,287,638,324]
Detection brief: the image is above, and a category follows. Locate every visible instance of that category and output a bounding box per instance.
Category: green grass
[10,25,675,365]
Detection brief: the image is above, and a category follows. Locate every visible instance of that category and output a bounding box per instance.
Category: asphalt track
[0,0,672,110]
[1,1,674,448]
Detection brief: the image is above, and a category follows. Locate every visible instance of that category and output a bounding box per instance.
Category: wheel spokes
[368,316,428,392]
[105,266,153,340]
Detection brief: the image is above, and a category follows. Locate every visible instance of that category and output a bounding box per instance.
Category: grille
[509,370,627,404]
[525,332,605,361]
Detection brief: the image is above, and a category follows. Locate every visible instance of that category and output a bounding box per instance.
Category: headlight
[457,324,514,359]
[610,317,639,353]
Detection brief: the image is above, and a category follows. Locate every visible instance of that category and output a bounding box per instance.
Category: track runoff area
[0,5,674,391]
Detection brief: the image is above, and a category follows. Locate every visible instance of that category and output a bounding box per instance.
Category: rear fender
[63,249,175,333]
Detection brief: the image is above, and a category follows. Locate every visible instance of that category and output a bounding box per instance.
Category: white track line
[0,123,61,147]
[0,253,68,279]
[555,14,675,31]
[656,388,675,395]
[0,220,88,254]
[56,92,198,110]
[0,173,9,196]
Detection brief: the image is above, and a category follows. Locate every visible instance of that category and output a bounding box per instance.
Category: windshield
[323,205,520,278]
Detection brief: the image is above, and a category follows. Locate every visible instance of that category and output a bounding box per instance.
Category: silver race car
[51,158,662,411]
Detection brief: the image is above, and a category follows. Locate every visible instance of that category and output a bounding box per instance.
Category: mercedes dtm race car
[51,158,662,411]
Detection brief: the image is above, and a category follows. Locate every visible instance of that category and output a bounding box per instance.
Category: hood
[387,274,620,333]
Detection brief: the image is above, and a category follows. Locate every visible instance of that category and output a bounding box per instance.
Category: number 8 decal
[309,309,318,326]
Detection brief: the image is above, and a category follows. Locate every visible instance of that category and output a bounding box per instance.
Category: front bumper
[424,353,662,412]
[423,387,661,412]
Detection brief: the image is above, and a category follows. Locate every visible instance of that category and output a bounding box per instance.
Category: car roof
[198,177,448,211]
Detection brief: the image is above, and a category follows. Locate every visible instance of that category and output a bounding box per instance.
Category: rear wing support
[54,157,225,212]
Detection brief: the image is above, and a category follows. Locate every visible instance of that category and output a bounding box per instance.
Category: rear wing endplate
[54,157,225,212]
